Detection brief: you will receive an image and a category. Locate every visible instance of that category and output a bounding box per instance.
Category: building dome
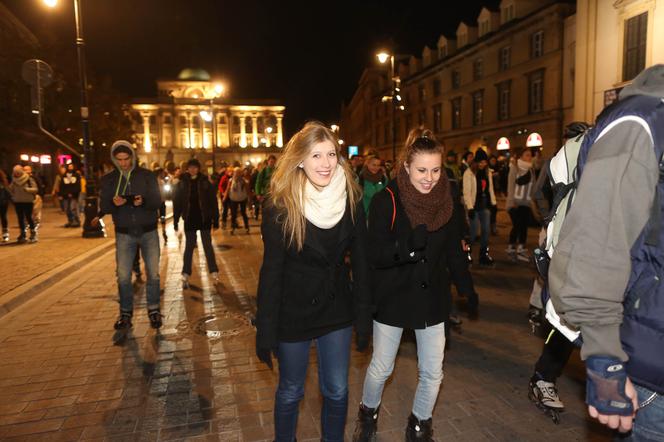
[177,68,211,81]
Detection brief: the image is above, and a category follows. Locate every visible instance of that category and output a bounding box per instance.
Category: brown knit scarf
[396,166,453,232]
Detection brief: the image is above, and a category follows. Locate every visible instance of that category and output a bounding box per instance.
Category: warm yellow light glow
[214,83,225,95]
[330,124,339,132]
[338,139,345,145]
[376,52,390,64]
[199,110,213,122]
[43,0,58,7]
[266,126,273,134]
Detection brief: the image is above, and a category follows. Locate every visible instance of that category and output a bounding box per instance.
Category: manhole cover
[176,313,251,342]
[216,244,233,251]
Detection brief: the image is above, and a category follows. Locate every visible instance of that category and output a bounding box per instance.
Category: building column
[265,116,272,147]
[276,115,284,147]
[187,112,193,149]
[239,115,247,147]
[252,115,259,148]
[142,113,152,152]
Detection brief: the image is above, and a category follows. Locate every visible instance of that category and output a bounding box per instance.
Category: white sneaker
[517,246,530,262]
[181,274,190,289]
[506,245,517,262]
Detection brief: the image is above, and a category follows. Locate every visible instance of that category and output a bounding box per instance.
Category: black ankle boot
[405,413,433,442]
[352,403,380,442]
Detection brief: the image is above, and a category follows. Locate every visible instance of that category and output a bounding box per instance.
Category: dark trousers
[230,200,249,229]
[221,199,231,225]
[509,205,531,245]
[0,201,8,230]
[182,229,218,276]
[275,326,352,442]
[534,328,575,382]
[14,202,34,234]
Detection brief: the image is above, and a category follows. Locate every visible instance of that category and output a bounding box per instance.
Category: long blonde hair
[269,121,361,251]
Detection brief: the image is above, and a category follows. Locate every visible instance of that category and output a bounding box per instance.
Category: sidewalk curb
[0,239,116,319]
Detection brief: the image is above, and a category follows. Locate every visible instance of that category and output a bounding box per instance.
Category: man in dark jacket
[100,140,162,330]
[60,163,82,227]
[550,65,664,438]
[173,158,219,288]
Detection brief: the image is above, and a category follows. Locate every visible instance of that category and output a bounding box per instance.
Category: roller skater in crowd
[8,165,38,243]
[222,166,250,235]
[217,166,234,229]
[550,65,664,439]
[22,165,44,230]
[353,129,474,442]
[526,121,590,423]
[60,163,82,228]
[506,148,535,262]
[173,158,220,288]
[100,141,162,330]
[462,148,496,266]
[255,122,371,442]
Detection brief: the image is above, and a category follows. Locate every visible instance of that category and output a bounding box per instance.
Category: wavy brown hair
[268,121,361,251]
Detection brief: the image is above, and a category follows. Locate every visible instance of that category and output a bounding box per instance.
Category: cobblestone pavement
[0,204,114,299]
[0,210,614,441]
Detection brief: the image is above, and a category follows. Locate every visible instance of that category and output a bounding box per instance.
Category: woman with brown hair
[352,129,474,442]
[254,121,372,442]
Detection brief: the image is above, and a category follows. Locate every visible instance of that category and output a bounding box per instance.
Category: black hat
[187,158,201,168]
[473,148,488,163]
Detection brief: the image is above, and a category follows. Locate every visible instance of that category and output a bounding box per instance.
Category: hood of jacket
[620,64,664,100]
[110,140,136,174]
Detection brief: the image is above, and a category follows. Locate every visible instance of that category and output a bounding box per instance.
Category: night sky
[3,0,498,136]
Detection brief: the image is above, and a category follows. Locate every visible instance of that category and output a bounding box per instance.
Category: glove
[356,334,370,352]
[408,224,428,252]
[256,347,276,370]
[468,209,476,219]
[585,356,635,416]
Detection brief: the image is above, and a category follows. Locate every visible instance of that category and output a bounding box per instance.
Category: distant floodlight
[376,52,390,64]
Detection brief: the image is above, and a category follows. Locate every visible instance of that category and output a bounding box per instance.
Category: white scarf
[517,159,533,171]
[302,164,347,229]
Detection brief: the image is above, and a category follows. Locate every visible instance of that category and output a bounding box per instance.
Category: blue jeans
[616,384,664,441]
[116,230,160,313]
[362,321,446,420]
[64,197,79,224]
[469,208,490,251]
[274,326,352,442]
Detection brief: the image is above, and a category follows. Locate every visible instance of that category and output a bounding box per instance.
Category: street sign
[526,132,543,147]
[22,59,54,113]
[496,137,510,151]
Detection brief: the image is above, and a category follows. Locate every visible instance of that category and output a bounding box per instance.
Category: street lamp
[376,51,404,162]
[44,0,103,238]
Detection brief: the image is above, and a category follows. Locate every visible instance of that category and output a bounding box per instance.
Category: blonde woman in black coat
[254,121,372,442]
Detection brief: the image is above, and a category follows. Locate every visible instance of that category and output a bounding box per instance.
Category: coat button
[420,257,427,263]
[311,297,319,305]
[421,282,428,289]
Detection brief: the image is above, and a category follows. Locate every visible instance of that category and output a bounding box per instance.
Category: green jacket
[361,177,387,214]
[255,166,274,196]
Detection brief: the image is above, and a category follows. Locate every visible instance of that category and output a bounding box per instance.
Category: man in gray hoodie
[549,65,664,439]
[100,141,162,330]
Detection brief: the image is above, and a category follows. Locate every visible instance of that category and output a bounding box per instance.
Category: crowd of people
[4,65,663,442]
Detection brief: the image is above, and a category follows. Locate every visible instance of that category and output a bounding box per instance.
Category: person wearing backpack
[549,65,664,439]
[352,130,474,442]
[506,148,536,262]
[174,158,220,288]
[8,165,38,243]
[223,166,250,235]
[526,122,590,423]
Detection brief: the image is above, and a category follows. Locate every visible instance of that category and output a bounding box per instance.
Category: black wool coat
[368,180,473,329]
[173,173,219,230]
[255,200,372,347]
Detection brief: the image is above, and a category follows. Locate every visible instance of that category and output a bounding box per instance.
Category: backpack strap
[645,152,664,246]
[385,187,396,231]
